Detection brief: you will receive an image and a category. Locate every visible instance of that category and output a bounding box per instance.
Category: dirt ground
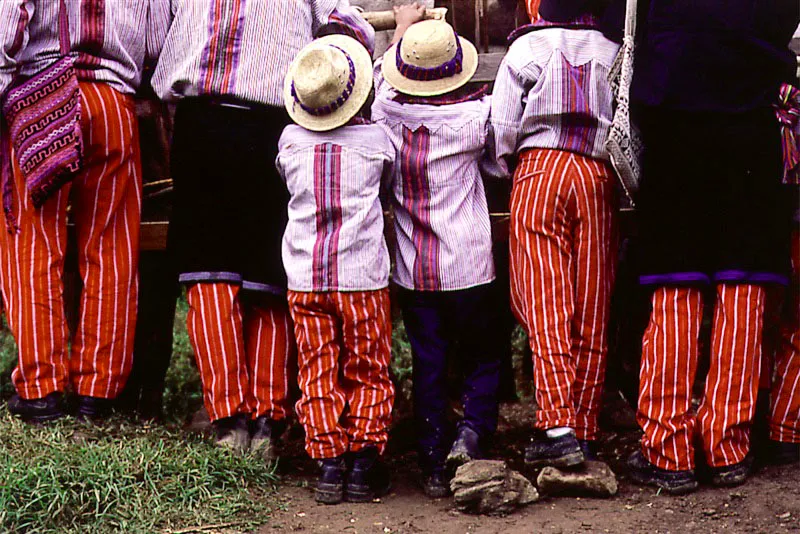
[260,399,800,534]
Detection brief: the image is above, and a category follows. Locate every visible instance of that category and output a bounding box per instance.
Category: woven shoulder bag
[605,0,643,208]
[1,0,82,225]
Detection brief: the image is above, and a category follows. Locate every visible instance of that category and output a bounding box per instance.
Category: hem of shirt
[179,272,286,295]
[391,276,497,292]
[286,285,390,293]
[517,143,611,162]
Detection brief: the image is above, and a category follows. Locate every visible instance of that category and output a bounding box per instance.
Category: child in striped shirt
[490,0,621,470]
[372,4,500,498]
[277,34,396,505]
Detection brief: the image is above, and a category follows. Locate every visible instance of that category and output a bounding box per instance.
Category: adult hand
[391,3,427,44]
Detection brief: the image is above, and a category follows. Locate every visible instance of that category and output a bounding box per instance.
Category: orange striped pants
[509,149,617,440]
[288,289,394,459]
[186,283,294,422]
[0,82,141,400]
[526,0,541,20]
[638,285,766,470]
[770,230,800,443]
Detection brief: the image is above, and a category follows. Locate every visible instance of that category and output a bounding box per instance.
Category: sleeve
[0,1,34,95]
[489,52,534,179]
[314,0,376,57]
[145,0,173,66]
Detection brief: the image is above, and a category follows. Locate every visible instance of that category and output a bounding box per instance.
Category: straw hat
[284,35,373,132]
[381,20,479,97]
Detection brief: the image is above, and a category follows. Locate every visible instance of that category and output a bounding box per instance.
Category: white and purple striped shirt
[490,24,621,177]
[151,0,374,106]
[372,60,496,292]
[277,123,395,292]
[0,0,169,96]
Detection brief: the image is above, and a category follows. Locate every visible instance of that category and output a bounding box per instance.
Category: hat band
[395,34,464,82]
[291,45,357,117]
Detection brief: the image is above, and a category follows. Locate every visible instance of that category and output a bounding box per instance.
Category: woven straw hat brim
[381,37,479,97]
[283,35,373,132]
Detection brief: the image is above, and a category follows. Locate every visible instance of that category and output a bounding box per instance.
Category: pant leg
[337,289,394,454]
[509,149,578,432]
[770,230,800,443]
[242,293,294,422]
[69,82,142,399]
[698,284,766,467]
[399,289,451,465]
[288,291,349,459]
[638,287,704,471]
[1,150,71,400]
[186,283,253,422]
[570,156,618,440]
[448,284,500,439]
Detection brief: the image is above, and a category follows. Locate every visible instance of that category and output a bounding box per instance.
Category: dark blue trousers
[399,283,500,469]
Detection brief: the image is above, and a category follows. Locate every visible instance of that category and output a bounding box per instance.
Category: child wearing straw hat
[489,0,621,471]
[372,4,500,498]
[277,34,396,505]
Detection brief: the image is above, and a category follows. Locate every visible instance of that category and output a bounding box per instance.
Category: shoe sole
[344,482,391,503]
[710,472,748,487]
[525,451,585,469]
[315,483,343,505]
[446,452,474,475]
[16,412,65,424]
[628,469,698,495]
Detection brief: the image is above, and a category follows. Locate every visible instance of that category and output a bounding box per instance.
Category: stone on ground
[536,460,618,498]
[451,460,539,515]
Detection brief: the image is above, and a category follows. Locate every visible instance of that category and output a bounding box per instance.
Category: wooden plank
[473,52,504,83]
[140,221,169,251]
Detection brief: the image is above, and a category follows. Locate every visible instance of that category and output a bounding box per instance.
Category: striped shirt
[489,23,620,177]
[151,0,374,106]
[372,59,496,292]
[277,124,395,292]
[0,0,169,95]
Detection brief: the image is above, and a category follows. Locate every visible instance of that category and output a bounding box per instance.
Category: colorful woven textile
[775,83,800,185]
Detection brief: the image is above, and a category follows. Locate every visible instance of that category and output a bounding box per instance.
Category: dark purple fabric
[631,0,799,112]
[713,270,789,286]
[639,272,711,286]
[391,84,488,106]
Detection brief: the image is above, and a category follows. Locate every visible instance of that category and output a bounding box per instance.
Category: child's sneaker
[345,447,391,502]
[627,450,698,495]
[525,429,584,468]
[214,414,250,453]
[316,457,347,504]
[446,424,483,472]
[249,416,285,462]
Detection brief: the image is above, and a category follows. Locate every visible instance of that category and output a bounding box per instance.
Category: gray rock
[451,460,539,515]
[536,460,618,498]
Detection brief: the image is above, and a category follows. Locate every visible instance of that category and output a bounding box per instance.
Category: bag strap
[58,0,70,57]
[624,0,637,42]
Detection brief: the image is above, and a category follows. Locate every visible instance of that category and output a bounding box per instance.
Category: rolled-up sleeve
[0,1,33,95]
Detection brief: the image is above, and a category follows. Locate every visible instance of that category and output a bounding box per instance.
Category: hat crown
[399,20,459,69]
[292,46,351,111]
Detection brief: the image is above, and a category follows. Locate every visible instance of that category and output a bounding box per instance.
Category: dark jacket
[631,0,799,112]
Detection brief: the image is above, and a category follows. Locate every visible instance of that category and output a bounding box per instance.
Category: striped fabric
[509,149,617,440]
[289,289,394,459]
[638,285,766,471]
[489,25,620,177]
[0,82,141,400]
[770,230,800,443]
[0,0,169,95]
[151,0,374,106]
[186,283,294,422]
[526,0,542,21]
[277,124,395,292]
[372,60,496,291]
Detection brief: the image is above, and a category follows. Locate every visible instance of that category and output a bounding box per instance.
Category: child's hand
[391,2,427,44]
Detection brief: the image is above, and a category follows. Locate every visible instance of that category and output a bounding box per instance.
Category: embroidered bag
[605,0,642,208]
[1,0,82,224]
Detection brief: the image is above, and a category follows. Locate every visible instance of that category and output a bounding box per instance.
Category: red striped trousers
[770,230,800,443]
[0,82,141,400]
[639,285,766,470]
[509,149,617,440]
[186,283,294,422]
[288,289,394,459]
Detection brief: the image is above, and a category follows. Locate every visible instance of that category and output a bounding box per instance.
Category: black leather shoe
[7,392,65,423]
[770,440,800,465]
[76,395,113,423]
[627,450,698,495]
[525,430,585,468]
[707,457,753,487]
[447,425,483,472]
[422,469,451,499]
[345,447,391,502]
[578,439,599,461]
[214,414,250,453]
[316,457,347,504]
[250,416,286,462]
